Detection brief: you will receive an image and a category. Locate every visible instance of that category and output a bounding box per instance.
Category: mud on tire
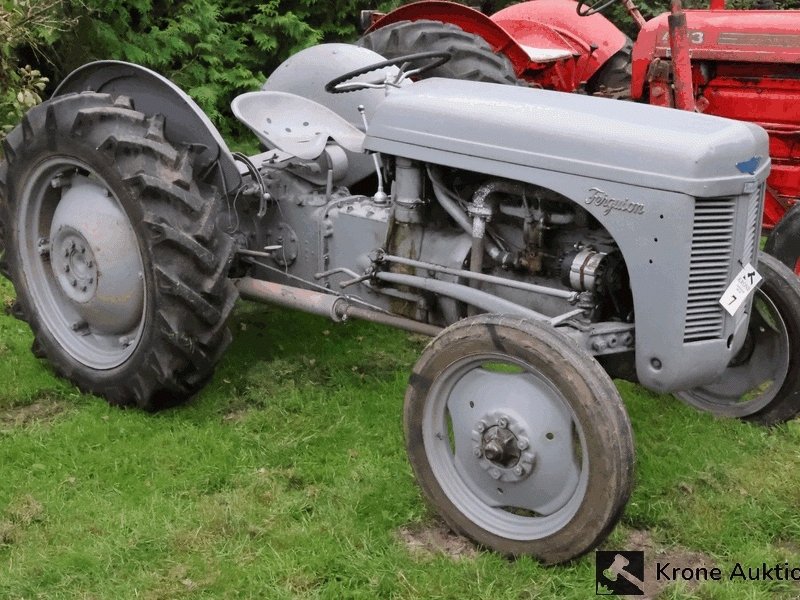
[0,92,237,410]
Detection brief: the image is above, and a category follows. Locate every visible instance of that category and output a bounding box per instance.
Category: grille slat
[683,197,736,342]
[683,188,763,343]
[742,184,763,266]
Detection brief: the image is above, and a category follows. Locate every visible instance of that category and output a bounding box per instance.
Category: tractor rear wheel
[404,314,635,563]
[587,37,632,98]
[359,20,520,85]
[676,254,800,425]
[0,92,237,410]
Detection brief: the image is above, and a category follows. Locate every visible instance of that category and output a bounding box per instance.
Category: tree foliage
[0,0,74,137]
[2,0,800,139]
[49,0,400,135]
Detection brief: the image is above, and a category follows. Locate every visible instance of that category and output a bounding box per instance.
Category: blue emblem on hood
[736,156,762,175]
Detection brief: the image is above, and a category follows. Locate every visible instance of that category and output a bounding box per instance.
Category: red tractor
[360,0,800,269]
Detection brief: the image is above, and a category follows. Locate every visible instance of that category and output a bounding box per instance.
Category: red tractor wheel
[359,20,521,85]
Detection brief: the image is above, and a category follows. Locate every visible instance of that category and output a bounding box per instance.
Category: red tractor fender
[491,0,627,83]
[367,1,626,85]
[365,1,535,77]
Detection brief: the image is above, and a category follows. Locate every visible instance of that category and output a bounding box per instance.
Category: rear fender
[55,61,241,193]
[366,1,534,76]
[491,0,627,83]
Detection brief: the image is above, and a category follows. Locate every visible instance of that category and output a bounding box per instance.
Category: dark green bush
[50,0,400,135]
[2,0,799,139]
[0,0,74,138]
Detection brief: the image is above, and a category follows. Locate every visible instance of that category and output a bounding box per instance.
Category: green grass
[1,275,800,599]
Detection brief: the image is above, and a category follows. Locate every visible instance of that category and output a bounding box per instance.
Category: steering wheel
[324,51,451,94]
[576,0,618,16]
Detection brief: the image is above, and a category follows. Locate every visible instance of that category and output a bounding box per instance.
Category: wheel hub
[47,175,144,335]
[52,230,98,303]
[473,413,536,483]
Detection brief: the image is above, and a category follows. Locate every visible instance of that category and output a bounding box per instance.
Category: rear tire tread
[360,20,521,85]
[3,92,237,410]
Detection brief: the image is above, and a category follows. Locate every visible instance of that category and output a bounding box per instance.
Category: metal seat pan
[232,91,365,160]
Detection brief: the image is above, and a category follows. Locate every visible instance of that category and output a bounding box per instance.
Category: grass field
[1,274,800,599]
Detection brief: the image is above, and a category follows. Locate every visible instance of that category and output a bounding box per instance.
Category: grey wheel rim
[422,353,589,540]
[18,157,147,369]
[677,291,790,417]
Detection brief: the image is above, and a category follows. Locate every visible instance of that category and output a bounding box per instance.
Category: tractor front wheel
[404,314,635,563]
[676,254,800,425]
[0,92,237,410]
[765,202,800,275]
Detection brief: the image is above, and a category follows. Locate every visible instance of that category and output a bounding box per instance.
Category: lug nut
[484,440,503,462]
[473,447,482,458]
[81,286,87,292]
[489,468,501,480]
[64,265,70,273]
[513,465,524,476]
[476,421,486,433]
[498,417,509,429]
[70,279,77,287]
[517,438,529,450]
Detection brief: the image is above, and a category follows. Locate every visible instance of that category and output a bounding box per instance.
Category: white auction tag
[719,263,762,316]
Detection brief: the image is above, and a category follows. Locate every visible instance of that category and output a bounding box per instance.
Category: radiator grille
[683,197,736,343]
[742,184,763,266]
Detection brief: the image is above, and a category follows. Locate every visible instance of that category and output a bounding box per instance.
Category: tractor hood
[364,78,769,197]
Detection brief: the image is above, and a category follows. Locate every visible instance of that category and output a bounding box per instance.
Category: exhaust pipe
[235,277,442,337]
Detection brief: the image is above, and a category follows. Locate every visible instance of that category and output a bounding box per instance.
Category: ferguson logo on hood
[586,187,645,216]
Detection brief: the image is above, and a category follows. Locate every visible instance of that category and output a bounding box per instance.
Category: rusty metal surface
[667,0,696,112]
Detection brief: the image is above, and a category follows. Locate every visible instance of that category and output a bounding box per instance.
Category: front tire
[676,254,800,425]
[764,201,800,275]
[404,314,635,563]
[0,92,237,410]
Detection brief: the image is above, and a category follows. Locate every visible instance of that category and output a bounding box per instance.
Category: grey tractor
[1,43,798,564]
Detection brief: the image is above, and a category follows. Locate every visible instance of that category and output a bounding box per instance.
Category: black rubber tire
[359,20,521,85]
[677,254,800,425]
[404,314,635,564]
[0,92,237,410]
[764,202,800,275]
[587,37,632,98]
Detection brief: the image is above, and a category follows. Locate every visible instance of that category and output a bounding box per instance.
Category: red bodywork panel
[632,10,800,229]
[367,0,625,89]
[491,0,626,84]
[632,11,800,99]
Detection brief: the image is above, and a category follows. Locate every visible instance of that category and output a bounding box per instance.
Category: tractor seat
[231,91,365,160]
[519,45,574,63]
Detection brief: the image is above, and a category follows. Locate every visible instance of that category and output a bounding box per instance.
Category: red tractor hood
[632,10,800,99]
